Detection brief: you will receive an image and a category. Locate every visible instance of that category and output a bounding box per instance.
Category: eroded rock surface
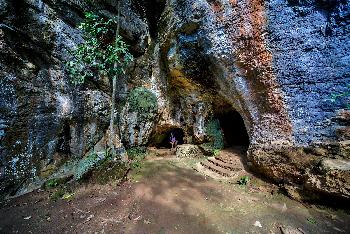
[0,0,349,201]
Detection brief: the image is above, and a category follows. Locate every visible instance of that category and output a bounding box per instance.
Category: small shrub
[238,175,250,186]
[66,12,133,84]
[127,146,147,160]
[45,179,59,188]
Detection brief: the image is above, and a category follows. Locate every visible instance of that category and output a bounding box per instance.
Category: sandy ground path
[0,156,349,234]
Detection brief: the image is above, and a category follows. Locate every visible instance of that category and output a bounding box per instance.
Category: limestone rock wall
[268,0,350,145]
[154,0,350,200]
[0,0,349,200]
[0,0,150,195]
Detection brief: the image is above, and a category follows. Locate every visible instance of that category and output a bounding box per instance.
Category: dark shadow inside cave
[131,0,166,38]
[215,109,250,149]
[154,128,184,148]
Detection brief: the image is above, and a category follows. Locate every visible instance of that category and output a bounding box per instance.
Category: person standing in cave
[169,133,178,152]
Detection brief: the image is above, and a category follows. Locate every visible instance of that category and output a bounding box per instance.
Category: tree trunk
[108,0,127,161]
[108,75,117,147]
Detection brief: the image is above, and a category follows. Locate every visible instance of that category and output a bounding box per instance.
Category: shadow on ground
[0,158,350,234]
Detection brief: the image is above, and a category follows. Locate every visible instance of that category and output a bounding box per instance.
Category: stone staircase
[197,147,247,179]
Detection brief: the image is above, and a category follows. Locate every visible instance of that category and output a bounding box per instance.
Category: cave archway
[149,127,185,148]
[215,108,250,149]
[158,128,184,148]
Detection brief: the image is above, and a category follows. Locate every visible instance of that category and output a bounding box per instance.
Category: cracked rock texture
[0,0,349,201]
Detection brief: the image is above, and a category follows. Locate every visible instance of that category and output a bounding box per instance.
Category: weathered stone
[0,0,149,196]
[119,87,158,147]
[280,225,305,234]
[320,159,350,172]
[175,144,203,158]
[0,0,349,202]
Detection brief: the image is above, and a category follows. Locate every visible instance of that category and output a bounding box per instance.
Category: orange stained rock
[224,0,292,133]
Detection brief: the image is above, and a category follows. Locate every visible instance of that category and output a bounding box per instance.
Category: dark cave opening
[156,128,185,148]
[215,109,250,148]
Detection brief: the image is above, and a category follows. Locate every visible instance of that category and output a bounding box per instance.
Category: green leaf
[65,11,133,84]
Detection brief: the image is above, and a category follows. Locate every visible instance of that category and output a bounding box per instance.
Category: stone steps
[207,157,241,171]
[213,155,242,165]
[197,148,246,179]
[200,160,234,177]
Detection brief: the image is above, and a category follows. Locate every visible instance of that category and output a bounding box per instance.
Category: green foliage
[331,84,350,109]
[204,119,224,155]
[62,192,75,200]
[50,188,66,201]
[127,146,148,169]
[66,12,133,84]
[45,178,60,188]
[238,175,250,186]
[49,187,75,201]
[44,178,68,189]
[127,87,158,121]
[127,146,147,160]
[213,149,221,156]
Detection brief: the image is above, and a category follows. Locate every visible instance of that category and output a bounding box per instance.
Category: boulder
[175,144,203,158]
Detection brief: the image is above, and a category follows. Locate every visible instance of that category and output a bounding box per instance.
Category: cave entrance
[157,128,185,148]
[215,109,249,149]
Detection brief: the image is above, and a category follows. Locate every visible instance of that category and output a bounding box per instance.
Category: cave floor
[1,151,350,234]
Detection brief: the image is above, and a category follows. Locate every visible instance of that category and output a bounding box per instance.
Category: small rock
[133,215,142,221]
[86,214,94,222]
[175,144,203,158]
[320,159,350,172]
[144,219,151,224]
[280,225,304,234]
[254,221,262,228]
[23,216,32,220]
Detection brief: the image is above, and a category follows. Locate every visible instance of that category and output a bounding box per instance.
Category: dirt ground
[0,154,350,234]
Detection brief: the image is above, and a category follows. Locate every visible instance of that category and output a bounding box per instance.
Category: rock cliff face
[0,0,349,201]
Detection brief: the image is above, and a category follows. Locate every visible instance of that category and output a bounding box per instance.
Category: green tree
[66,4,133,157]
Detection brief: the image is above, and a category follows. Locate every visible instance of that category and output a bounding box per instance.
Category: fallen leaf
[24,216,32,220]
[62,193,75,200]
